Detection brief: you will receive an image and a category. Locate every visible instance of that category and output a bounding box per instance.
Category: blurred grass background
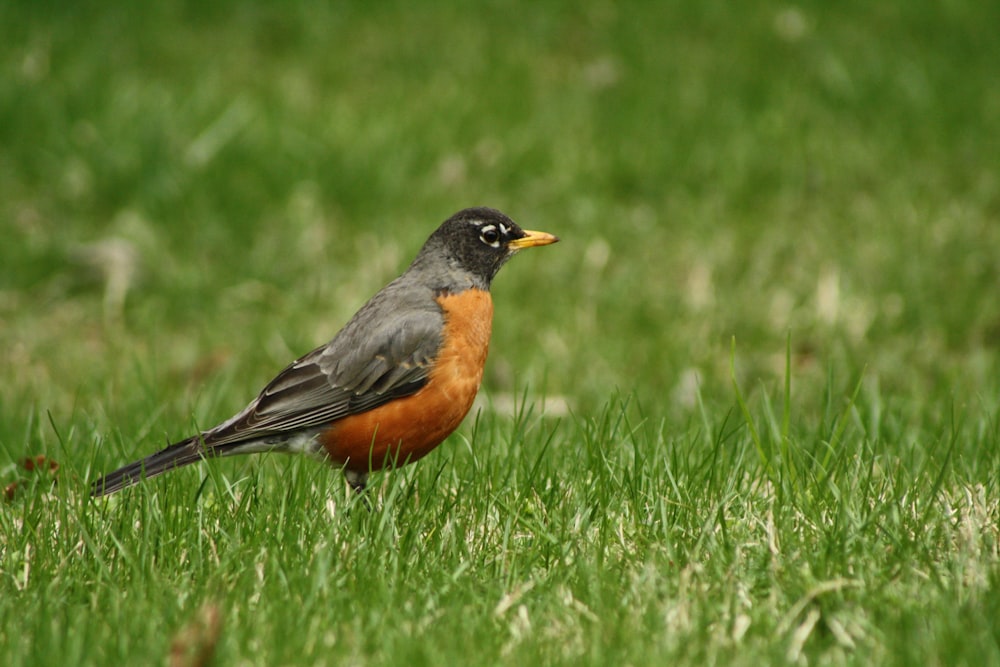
[4,0,998,428]
[2,0,1000,664]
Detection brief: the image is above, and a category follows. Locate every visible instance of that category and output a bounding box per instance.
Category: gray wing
[201,281,444,447]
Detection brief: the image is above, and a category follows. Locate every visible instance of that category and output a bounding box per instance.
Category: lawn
[2,1,1000,665]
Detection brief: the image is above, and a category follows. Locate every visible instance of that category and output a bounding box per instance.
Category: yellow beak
[507,230,560,249]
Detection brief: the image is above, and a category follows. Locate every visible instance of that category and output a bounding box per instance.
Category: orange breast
[318,289,493,473]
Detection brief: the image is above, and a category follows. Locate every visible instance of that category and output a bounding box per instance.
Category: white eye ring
[480,224,501,247]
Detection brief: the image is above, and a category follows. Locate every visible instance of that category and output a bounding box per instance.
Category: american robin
[90,207,558,497]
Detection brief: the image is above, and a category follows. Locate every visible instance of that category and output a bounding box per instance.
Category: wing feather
[201,281,444,447]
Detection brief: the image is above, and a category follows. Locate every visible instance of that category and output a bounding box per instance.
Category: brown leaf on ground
[3,456,61,502]
[4,482,20,502]
[22,455,59,473]
[170,603,223,667]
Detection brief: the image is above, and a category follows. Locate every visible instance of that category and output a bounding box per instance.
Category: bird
[90,207,558,497]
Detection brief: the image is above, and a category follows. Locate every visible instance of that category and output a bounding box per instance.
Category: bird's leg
[344,469,371,510]
[344,469,368,494]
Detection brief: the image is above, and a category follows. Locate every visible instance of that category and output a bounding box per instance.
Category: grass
[5,383,1000,665]
[3,0,1000,664]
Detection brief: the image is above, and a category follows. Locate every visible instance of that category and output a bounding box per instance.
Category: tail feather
[90,436,243,497]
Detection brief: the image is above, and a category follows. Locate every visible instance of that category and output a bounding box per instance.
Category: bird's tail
[90,436,247,497]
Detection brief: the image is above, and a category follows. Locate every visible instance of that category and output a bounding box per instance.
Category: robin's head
[413,207,559,290]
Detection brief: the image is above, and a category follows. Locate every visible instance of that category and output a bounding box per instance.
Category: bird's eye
[479,225,501,247]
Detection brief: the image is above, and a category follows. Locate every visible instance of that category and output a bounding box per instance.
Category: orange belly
[318,289,493,473]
